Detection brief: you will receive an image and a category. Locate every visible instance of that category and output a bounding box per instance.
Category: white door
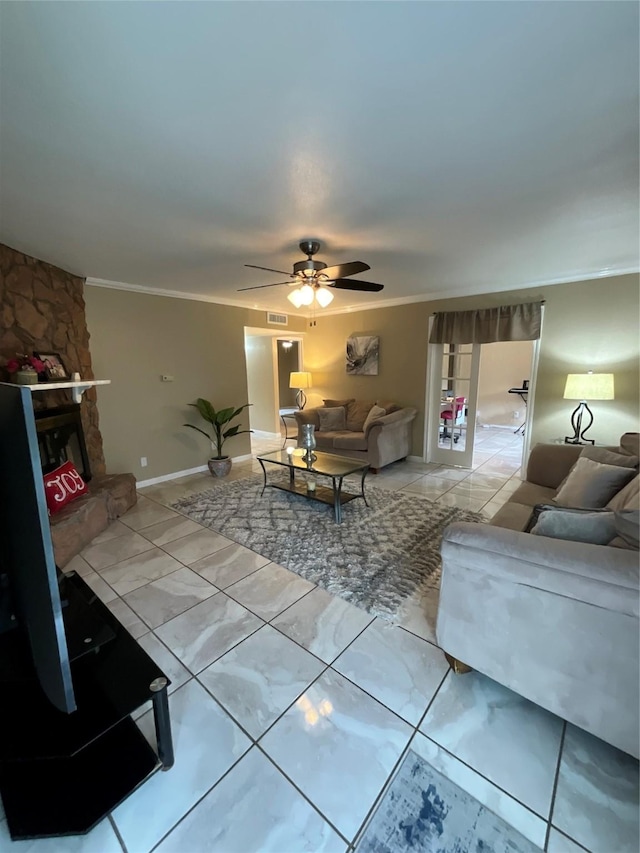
[427,342,481,467]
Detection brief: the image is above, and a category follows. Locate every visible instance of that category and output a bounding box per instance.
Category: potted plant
[184,399,252,477]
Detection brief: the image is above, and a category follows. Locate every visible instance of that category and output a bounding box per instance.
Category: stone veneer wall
[0,243,106,475]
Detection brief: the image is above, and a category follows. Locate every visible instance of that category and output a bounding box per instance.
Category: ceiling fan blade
[237,281,293,291]
[329,279,384,292]
[244,264,294,276]
[319,261,370,279]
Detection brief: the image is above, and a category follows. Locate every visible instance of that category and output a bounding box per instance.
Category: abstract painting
[346,335,379,375]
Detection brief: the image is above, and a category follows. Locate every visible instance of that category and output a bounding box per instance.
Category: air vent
[267,311,288,326]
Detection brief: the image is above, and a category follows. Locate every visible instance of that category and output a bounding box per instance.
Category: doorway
[243,328,303,451]
[426,339,537,469]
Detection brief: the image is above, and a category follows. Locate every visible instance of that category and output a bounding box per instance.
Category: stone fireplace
[1,243,135,567]
[0,242,105,476]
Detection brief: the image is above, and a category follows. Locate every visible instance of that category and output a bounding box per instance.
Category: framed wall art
[346,335,379,375]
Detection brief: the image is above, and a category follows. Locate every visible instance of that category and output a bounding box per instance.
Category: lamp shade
[563,373,614,401]
[289,371,312,390]
[314,287,334,308]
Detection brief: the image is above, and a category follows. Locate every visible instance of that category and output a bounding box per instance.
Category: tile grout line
[544,720,568,851]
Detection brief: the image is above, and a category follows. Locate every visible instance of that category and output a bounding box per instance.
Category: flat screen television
[0,382,76,713]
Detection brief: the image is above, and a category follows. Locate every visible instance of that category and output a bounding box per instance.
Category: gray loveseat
[436,433,639,758]
[294,398,417,472]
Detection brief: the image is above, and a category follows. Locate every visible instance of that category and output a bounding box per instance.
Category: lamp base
[295,389,307,410]
[564,401,595,446]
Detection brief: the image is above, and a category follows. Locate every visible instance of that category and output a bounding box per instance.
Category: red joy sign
[43,461,88,515]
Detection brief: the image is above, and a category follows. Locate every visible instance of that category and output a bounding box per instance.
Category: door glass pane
[454,353,472,380]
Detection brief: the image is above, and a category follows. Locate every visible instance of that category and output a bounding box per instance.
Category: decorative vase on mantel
[13,367,38,386]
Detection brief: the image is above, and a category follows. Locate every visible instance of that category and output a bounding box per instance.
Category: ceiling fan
[238,240,384,308]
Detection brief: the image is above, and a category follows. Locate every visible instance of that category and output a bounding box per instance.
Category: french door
[427,342,481,467]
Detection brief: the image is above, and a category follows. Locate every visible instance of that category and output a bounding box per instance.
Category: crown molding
[85,265,639,319]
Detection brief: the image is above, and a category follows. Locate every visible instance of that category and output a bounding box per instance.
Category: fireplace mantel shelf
[25,380,111,404]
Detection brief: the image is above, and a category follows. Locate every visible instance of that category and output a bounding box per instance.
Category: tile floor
[1,429,638,852]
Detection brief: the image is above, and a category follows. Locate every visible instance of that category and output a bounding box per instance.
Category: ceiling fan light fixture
[314,286,334,308]
[287,288,304,308]
[299,284,315,306]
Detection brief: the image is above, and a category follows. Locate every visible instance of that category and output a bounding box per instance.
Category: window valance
[429,301,543,344]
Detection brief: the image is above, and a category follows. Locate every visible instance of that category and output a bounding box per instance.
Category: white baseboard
[480,423,520,431]
[406,455,425,463]
[252,430,281,440]
[136,452,253,489]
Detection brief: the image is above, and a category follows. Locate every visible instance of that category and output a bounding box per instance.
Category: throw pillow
[580,446,638,469]
[553,457,635,508]
[43,460,88,515]
[346,400,376,432]
[607,474,640,511]
[531,509,616,545]
[323,398,354,409]
[363,405,386,433]
[318,406,346,432]
[376,399,400,414]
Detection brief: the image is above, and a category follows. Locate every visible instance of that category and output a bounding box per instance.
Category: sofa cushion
[607,474,640,511]
[346,400,375,431]
[363,404,386,433]
[323,398,354,409]
[509,481,557,508]
[531,509,616,545]
[313,430,340,450]
[489,501,536,531]
[581,446,638,469]
[318,406,346,431]
[333,432,368,452]
[554,457,635,508]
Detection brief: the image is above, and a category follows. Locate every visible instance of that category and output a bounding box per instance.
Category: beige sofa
[294,398,417,472]
[436,434,639,758]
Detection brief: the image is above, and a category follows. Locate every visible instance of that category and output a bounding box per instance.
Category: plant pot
[207,457,232,478]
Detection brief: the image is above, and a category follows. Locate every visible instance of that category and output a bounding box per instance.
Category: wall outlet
[140,457,148,467]
[161,375,174,382]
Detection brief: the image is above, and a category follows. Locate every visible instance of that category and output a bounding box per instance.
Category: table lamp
[563,372,614,445]
[289,371,312,410]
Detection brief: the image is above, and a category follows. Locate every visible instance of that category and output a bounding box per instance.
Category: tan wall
[306,272,639,455]
[246,335,277,433]
[303,304,429,452]
[477,341,534,427]
[85,272,638,478]
[84,287,305,480]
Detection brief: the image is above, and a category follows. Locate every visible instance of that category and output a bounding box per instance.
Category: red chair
[440,397,466,443]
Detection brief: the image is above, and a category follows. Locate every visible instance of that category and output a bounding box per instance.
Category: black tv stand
[0,571,174,840]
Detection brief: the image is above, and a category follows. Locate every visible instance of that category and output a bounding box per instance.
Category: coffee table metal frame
[256,449,369,524]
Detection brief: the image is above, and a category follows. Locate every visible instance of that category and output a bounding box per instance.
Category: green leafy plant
[184,399,252,459]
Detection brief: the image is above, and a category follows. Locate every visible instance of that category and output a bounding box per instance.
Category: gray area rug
[356,750,540,853]
[172,473,483,620]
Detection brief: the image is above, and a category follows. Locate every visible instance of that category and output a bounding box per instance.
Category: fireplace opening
[34,404,92,482]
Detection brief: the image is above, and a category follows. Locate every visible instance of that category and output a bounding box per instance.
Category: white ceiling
[1,2,638,315]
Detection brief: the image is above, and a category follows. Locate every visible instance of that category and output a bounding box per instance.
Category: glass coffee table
[256,449,370,524]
